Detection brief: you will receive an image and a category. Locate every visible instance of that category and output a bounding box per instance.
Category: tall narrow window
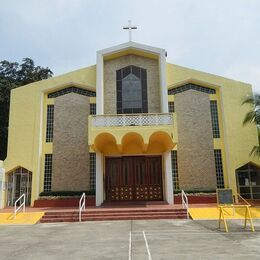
[168,102,174,113]
[89,153,96,191]
[46,105,54,142]
[214,150,224,188]
[171,151,179,190]
[44,154,53,192]
[90,103,96,115]
[116,65,148,114]
[210,101,220,138]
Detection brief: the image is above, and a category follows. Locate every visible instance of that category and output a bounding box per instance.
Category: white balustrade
[91,113,173,127]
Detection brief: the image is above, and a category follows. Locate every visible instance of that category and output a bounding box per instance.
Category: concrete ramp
[189,207,260,220]
[0,212,44,225]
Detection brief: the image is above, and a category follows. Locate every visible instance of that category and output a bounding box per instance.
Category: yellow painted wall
[166,63,259,193]
[3,65,96,205]
[2,55,259,206]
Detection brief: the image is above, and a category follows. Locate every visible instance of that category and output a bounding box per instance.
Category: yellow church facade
[0,41,259,208]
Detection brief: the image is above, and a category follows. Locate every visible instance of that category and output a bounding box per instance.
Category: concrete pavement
[0,219,259,259]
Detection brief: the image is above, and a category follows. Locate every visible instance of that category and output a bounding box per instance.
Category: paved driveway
[0,219,260,259]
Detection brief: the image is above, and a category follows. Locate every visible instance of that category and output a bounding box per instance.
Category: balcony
[88,113,175,155]
[91,113,173,127]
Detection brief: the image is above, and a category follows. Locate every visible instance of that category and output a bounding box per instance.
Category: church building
[0,39,259,208]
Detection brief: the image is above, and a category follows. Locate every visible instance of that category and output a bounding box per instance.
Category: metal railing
[79,192,86,222]
[91,113,173,127]
[181,190,189,219]
[13,194,25,219]
[237,193,251,206]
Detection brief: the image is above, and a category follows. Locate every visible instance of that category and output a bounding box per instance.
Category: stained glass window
[117,65,148,114]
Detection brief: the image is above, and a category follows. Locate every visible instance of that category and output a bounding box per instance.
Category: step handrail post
[181,190,189,219]
[13,193,26,219]
[79,192,86,222]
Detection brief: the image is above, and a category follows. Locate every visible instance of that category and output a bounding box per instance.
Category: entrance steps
[40,207,188,223]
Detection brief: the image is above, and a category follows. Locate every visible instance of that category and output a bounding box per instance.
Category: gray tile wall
[52,93,90,191]
[175,89,217,190]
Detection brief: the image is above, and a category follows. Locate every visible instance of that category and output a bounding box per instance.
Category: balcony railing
[91,113,173,127]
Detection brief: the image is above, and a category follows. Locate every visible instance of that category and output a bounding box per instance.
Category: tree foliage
[242,93,260,157]
[0,58,53,160]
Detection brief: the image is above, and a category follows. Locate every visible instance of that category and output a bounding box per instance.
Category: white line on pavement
[143,231,152,260]
[131,229,203,233]
[133,230,259,235]
[128,231,132,260]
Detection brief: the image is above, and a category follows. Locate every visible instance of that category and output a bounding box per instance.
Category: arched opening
[147,131,174,154]
[94,133,119,155]
[236,162,260,199]
[7,167,32,206]
[121,132,145,154]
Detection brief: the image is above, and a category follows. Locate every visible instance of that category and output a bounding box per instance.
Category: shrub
[39,190,95,197]
[174,189,216,194]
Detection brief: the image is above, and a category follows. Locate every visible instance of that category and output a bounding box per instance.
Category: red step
[39,208,188,223]
[41,212,187,220]
[41,216,187,223]
[42,212,187,218]
[43,208,187,216]
[40,214,187,223]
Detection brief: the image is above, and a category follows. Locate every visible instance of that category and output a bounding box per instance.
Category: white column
[0,162,5,209]
[96,52,104,115]
[96,51,104,206]
[35,92,44,203]
[163,151,173,204]
[95,152,104,206]
[159,51,168,113]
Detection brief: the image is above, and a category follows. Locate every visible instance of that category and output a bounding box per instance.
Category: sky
[0,0,260,92]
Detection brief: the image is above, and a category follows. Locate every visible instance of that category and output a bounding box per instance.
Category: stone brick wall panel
[52,93,90,191]
[175,89,217,190]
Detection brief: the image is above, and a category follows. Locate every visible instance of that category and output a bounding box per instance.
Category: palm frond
[243,110,258,125]
[249,145,260,157]
[256,111,260,125]
[242,96,255,105]
[242,94,260,106]
[242,93,260,126]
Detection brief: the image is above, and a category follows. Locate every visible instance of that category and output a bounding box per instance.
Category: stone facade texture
[52,93,90,191]
[104,54,160,114]
[175,89,217,190]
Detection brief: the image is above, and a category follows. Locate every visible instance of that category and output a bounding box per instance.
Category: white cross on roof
[123,20,137,42]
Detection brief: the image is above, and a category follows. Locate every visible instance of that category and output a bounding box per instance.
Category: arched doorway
[7,167,32,206]
[236,163,260,199]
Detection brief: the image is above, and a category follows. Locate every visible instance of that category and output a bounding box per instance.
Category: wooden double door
[105,156,163,201]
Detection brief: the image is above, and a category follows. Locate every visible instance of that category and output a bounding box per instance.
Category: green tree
[242,93,260,157]
[0,58,53,160]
